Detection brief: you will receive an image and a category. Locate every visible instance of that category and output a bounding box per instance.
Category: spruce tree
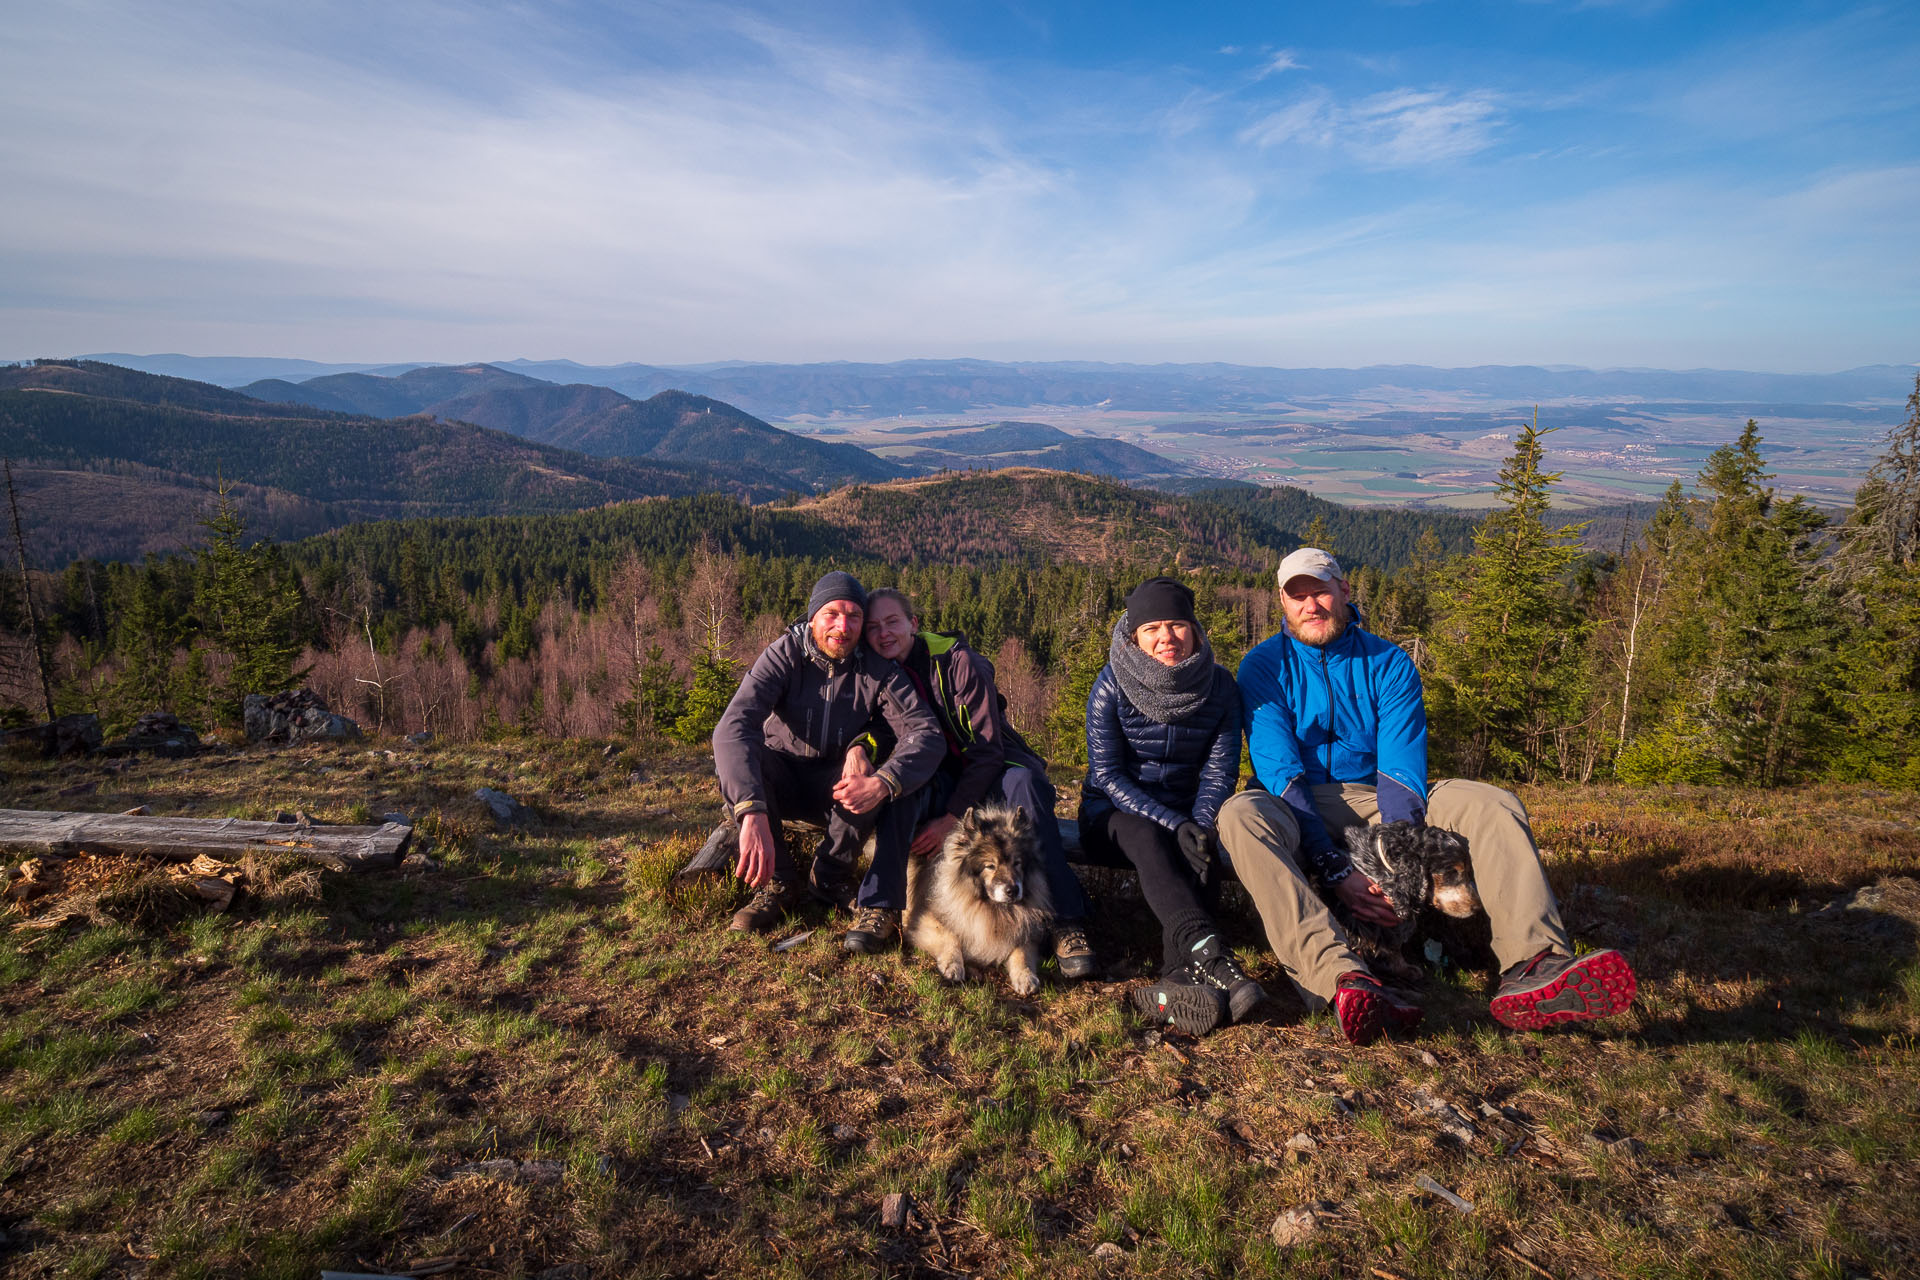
[1829,376,1920,782]
[1425,416,1589,780]
[1684,421,1834,784]
[197,482,307,720]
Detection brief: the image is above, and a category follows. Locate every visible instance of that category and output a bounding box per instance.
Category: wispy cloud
[1257,49,1303,78]
[1241,87,1504,166]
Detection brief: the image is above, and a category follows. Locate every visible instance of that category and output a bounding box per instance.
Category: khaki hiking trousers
[1216,781,1572,1007]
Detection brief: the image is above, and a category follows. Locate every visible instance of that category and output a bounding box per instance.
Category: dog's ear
[1011,805,1028,824]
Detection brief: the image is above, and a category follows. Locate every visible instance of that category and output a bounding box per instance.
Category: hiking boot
[808,854,859,909]
[843,905,901,954]
[1053,922,1097,980]
[729,879,802,934]
[1491,949,1636,1031]
[1129,970,1228,1036]
[1185,933,1267,1023]
[1333,972,1424,1046]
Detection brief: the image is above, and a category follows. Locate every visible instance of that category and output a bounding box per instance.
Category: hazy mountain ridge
[0,361,746,562]
[241,364,908,489]
[92,352,1918,419]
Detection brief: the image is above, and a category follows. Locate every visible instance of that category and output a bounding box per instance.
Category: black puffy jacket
[1079,663,1241,831]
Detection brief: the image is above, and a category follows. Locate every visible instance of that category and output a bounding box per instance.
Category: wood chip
[1414,1173,1474,1213]
[880,1191,910,1230]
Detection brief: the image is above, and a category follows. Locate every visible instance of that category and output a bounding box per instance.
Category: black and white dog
[1336,821,1483,976]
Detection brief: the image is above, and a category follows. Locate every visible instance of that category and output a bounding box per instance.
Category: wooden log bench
[0,809,412,873]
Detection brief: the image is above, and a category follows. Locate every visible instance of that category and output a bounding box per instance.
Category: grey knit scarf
[1108,611,1217,725]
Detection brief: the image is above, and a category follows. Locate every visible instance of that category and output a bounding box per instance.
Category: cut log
[0,809,409,871]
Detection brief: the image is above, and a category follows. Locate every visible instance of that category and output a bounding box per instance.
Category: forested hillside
[244,363,906,488]
[869,422,1192,484]
[0,361,846,560]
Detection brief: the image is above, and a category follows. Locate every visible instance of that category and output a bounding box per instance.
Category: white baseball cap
[1276,547,1344,588]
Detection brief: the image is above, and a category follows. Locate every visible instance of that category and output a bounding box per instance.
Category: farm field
[807,397,1901,510]
[2,738,1917,1279]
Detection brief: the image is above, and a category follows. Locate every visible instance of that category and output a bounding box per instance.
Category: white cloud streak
[1241,87,1504,166]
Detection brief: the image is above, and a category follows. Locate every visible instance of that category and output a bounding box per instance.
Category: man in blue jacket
[1217,548,1636,1043]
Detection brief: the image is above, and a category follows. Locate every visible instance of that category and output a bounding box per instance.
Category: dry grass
[0,740,1915,1279]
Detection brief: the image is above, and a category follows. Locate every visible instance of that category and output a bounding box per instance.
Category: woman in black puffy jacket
[1080,576,1265,1036]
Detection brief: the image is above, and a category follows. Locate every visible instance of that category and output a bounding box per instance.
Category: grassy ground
[1,737,1917,1280]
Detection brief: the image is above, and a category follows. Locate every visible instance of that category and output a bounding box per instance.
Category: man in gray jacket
[713,571,945,952]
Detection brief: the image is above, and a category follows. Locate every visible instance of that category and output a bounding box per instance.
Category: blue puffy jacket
[1236,618,1428,877]
[1079,664,1241,831]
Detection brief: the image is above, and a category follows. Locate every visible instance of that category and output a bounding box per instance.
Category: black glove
[1175,821,1217,882]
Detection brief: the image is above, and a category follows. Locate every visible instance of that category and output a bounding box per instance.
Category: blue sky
[1,1,1914,370]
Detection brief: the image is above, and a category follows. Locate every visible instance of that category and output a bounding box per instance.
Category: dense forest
[7,378,1918,789]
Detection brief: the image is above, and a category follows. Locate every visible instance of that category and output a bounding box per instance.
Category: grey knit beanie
[806,571,867,620]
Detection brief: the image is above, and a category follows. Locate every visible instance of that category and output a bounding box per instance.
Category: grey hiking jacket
[713,622,945,820]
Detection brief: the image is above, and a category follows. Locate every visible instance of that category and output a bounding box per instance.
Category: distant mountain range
[238,363,904,487]
[80,352,1919,420]
[0,361,869,563]
[237,364,1200,486]
[0,360,1200,563]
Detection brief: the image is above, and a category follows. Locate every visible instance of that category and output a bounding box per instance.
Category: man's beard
[814,632,858,659]
[1285,605,1350,648]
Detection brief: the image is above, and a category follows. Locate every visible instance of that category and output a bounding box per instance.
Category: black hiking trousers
[755,744,915,911]
[1078,806,1219,974]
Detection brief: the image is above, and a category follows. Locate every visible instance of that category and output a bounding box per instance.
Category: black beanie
[1125,576,1197,628]
[807,570,867,621]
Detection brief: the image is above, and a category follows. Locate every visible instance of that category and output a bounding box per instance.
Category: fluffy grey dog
[1340,820,1482,955]
[906,805,1055,995]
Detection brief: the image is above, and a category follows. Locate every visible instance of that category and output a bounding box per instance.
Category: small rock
[473,787,530,828]
[1418,1050,1440,1068]
[192,1109,228,1128]
[831,1124,860,1142]
[880,1191,910,1230]
[1091,1242,1126,1260]
[407,730,433,745]
[1270,1205,1323,1248]
[758,1127,776,1145]
[1286,1132,1318,1151]
[518,1159,565,1184]
[668,1093,691,1115]
[381,811,411,826]
[594,1154,617,1178]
